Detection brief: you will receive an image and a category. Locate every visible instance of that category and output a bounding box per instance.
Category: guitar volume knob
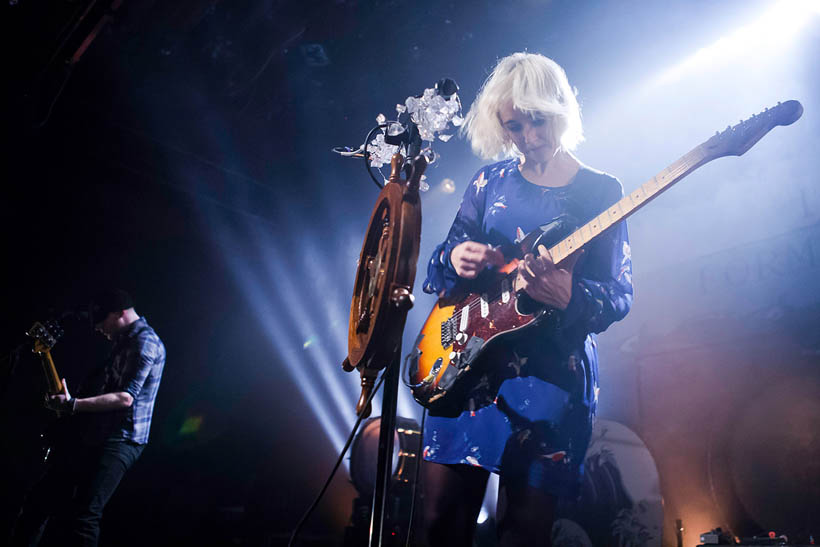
[455,332,468,344]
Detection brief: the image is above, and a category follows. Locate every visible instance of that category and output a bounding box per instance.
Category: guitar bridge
[440,317,455,348]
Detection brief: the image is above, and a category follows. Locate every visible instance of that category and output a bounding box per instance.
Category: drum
[349,416,422,498]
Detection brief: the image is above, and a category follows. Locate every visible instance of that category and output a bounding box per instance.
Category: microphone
[435,78,459,100]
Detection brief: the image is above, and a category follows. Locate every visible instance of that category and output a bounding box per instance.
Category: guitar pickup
[459,305,470,331]
[501,278,511,303]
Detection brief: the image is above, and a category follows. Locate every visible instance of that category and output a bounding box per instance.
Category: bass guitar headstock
[703,100,802,159]
[27,321,64,354]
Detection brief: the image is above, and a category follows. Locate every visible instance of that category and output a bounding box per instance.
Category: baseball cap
[91,288,135,324]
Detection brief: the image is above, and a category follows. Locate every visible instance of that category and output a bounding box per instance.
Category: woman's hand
[515,245,581,310]
[450,241,505,279]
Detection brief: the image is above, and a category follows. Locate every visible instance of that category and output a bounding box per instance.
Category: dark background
[3,0,819,545]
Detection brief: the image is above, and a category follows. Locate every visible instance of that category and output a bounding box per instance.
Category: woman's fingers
[518,258,536,282]
[452,241,505,278]
[485,246,505,266]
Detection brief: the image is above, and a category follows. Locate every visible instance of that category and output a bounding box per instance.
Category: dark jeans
[12,439,144,547]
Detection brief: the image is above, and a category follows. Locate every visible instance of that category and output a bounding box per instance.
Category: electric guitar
[408,100,803,416]
[27,320,65,460]
[27,320,65,398]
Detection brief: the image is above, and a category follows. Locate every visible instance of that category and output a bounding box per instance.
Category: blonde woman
[418,52,633,546]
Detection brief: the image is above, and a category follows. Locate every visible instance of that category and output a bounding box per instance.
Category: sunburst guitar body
[409,256,558,416]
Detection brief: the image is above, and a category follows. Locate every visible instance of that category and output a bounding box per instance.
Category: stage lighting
[209,221,353,454]
[652,0,820,88]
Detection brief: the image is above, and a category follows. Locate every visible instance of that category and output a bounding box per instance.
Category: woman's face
[498,102,557,164]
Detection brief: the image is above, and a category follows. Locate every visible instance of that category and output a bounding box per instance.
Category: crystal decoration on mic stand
[405,87,463,142]
[333,78,462,189]
[367,132,399,170]
[365,83,463,180]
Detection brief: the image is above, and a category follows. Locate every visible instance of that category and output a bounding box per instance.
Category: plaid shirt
[83,317,165,445]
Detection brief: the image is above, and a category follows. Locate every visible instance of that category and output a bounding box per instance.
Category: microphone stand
[344,78,459,546]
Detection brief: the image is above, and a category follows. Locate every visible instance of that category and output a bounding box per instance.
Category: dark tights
[417,460,556,547]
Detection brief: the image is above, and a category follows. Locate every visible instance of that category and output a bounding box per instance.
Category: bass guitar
[408,100,803,416]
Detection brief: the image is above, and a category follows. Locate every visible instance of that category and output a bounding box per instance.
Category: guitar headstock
[27,321,64,354]
[703,100,803,159]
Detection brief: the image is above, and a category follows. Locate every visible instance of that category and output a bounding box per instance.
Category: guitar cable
[287,363,389,547]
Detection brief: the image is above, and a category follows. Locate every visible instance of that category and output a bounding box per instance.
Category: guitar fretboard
[549,146,711,264]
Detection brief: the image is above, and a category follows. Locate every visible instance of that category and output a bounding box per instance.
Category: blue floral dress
[421,158,633,496]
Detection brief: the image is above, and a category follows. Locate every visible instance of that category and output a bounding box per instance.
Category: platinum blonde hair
[462,52,584,160]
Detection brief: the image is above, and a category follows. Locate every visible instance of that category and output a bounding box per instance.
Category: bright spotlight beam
[212,221,353,454]
[252,231,358,433]
[652,0,820,88]
[228,257,350,453]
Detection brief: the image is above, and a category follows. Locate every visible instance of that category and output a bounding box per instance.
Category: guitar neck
[39,350,63,395]
[549,145,712,264]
